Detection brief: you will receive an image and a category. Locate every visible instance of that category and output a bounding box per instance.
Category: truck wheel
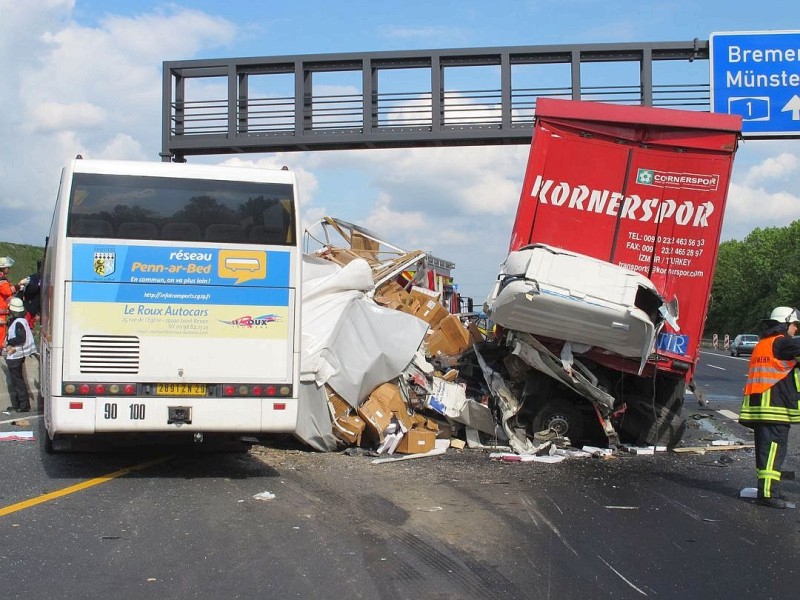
[531,400,584,441]
[619,398,686,449]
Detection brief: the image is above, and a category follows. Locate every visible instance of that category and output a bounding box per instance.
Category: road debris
[253,491,276,501]
[0,431,35,441]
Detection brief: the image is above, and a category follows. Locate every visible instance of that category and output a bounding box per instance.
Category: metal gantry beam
[161,40,710,162]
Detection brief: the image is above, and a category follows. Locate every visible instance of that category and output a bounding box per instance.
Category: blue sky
[1,1,799,301]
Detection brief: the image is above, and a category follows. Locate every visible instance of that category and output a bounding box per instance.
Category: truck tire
[531,400,584,442]
[619,397,686,449]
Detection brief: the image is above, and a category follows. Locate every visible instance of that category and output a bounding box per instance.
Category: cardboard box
[325,385,351,419]
[410,285,441,302]
[425,314,471,356]
[357,394,395,442]
[358,382,416,441]
[374,281,411,307]
[426,377,468,418]
[332,414,366,445]
[322,247,363,267]
[411,294,448,328]
[395,428,436,454]
[350,232,380,262]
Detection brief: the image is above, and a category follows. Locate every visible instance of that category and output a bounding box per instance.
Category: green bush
[0,241,46,284]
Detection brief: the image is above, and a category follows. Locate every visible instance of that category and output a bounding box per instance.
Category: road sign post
[710,30,800,138]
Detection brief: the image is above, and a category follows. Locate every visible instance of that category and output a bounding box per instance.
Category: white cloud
[722,182,800,240]
[742,152,799,187]
[26,101,106,132]
[0,4,237,245]
[363,192,428,235]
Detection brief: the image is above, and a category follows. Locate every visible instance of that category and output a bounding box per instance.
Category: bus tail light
[220,384,291,397]
[64,382,138,395]
[61,382,292,397]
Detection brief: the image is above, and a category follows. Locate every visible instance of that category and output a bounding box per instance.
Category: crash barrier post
[724,334,730,351]
[712,333,718,349]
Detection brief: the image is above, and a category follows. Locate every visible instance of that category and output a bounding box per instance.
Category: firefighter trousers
[754,422,790,499]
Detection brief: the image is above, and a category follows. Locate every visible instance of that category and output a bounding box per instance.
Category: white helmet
[0,256,14,269]
[8,297,24,314]
[769,306,800,323]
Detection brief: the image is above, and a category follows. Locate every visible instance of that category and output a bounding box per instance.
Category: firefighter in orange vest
[0,256,19,351]
[739,306,800,509]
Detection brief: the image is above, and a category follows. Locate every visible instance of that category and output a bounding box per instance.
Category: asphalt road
[1,352,799,599]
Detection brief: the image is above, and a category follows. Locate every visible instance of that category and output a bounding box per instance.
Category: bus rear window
[66,173,295,245]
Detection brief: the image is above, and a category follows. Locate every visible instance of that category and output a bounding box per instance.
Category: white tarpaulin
[295,255,429,451]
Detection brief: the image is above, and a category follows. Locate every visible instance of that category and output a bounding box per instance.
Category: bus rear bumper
[48,396,299,435]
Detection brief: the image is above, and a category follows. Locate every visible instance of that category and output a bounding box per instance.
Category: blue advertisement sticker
[72,243,290,287]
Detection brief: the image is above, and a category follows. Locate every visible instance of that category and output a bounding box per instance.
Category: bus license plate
[156,384,206,397]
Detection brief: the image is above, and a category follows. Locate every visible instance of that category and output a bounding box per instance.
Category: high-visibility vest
[5,317,36,360]
[743,334,796,395]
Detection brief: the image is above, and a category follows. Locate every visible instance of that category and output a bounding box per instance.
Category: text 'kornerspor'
[530,175,715,227]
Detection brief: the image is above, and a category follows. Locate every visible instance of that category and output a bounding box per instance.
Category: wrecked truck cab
[479,244,690,448]
[485,243,673,374]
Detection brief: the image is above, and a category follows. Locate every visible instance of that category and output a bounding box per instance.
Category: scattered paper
[0,431,35,441]
[739,487,757,499]
[582,445,614,457]
[488,452,566,463]
[253,491,276,501]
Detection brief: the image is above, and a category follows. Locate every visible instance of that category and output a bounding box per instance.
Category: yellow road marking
[0,455,172,518]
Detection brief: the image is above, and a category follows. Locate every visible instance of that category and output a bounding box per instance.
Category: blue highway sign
[710,30,800,137]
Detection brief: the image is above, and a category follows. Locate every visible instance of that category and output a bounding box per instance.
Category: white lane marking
[598,556,648,596]
[717,409,740,420]
[707,364,726,371]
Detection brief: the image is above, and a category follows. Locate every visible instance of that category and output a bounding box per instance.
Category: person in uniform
[739,306,800,509]
[21,260,42,329]
[4,296,36,412]
[0,256,19,352]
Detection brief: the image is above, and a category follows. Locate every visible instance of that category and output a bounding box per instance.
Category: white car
[730,334,758,357]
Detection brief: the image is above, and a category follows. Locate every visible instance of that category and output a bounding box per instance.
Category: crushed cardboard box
[358,382,416,442]
[325,385,366,445]
[426,314,471,357]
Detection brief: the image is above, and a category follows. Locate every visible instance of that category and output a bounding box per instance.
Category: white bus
[40,159,301,451]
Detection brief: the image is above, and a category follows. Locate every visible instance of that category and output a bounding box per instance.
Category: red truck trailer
[483,98,741,447]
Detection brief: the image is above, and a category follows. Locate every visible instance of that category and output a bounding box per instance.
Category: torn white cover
[294,381,341,452]
[300,255,428,405]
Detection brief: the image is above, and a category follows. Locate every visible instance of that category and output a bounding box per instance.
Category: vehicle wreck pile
[296,218,686,457]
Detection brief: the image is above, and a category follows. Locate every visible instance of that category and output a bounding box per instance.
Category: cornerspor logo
[636,168,719,191]
[636,169,655,185]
